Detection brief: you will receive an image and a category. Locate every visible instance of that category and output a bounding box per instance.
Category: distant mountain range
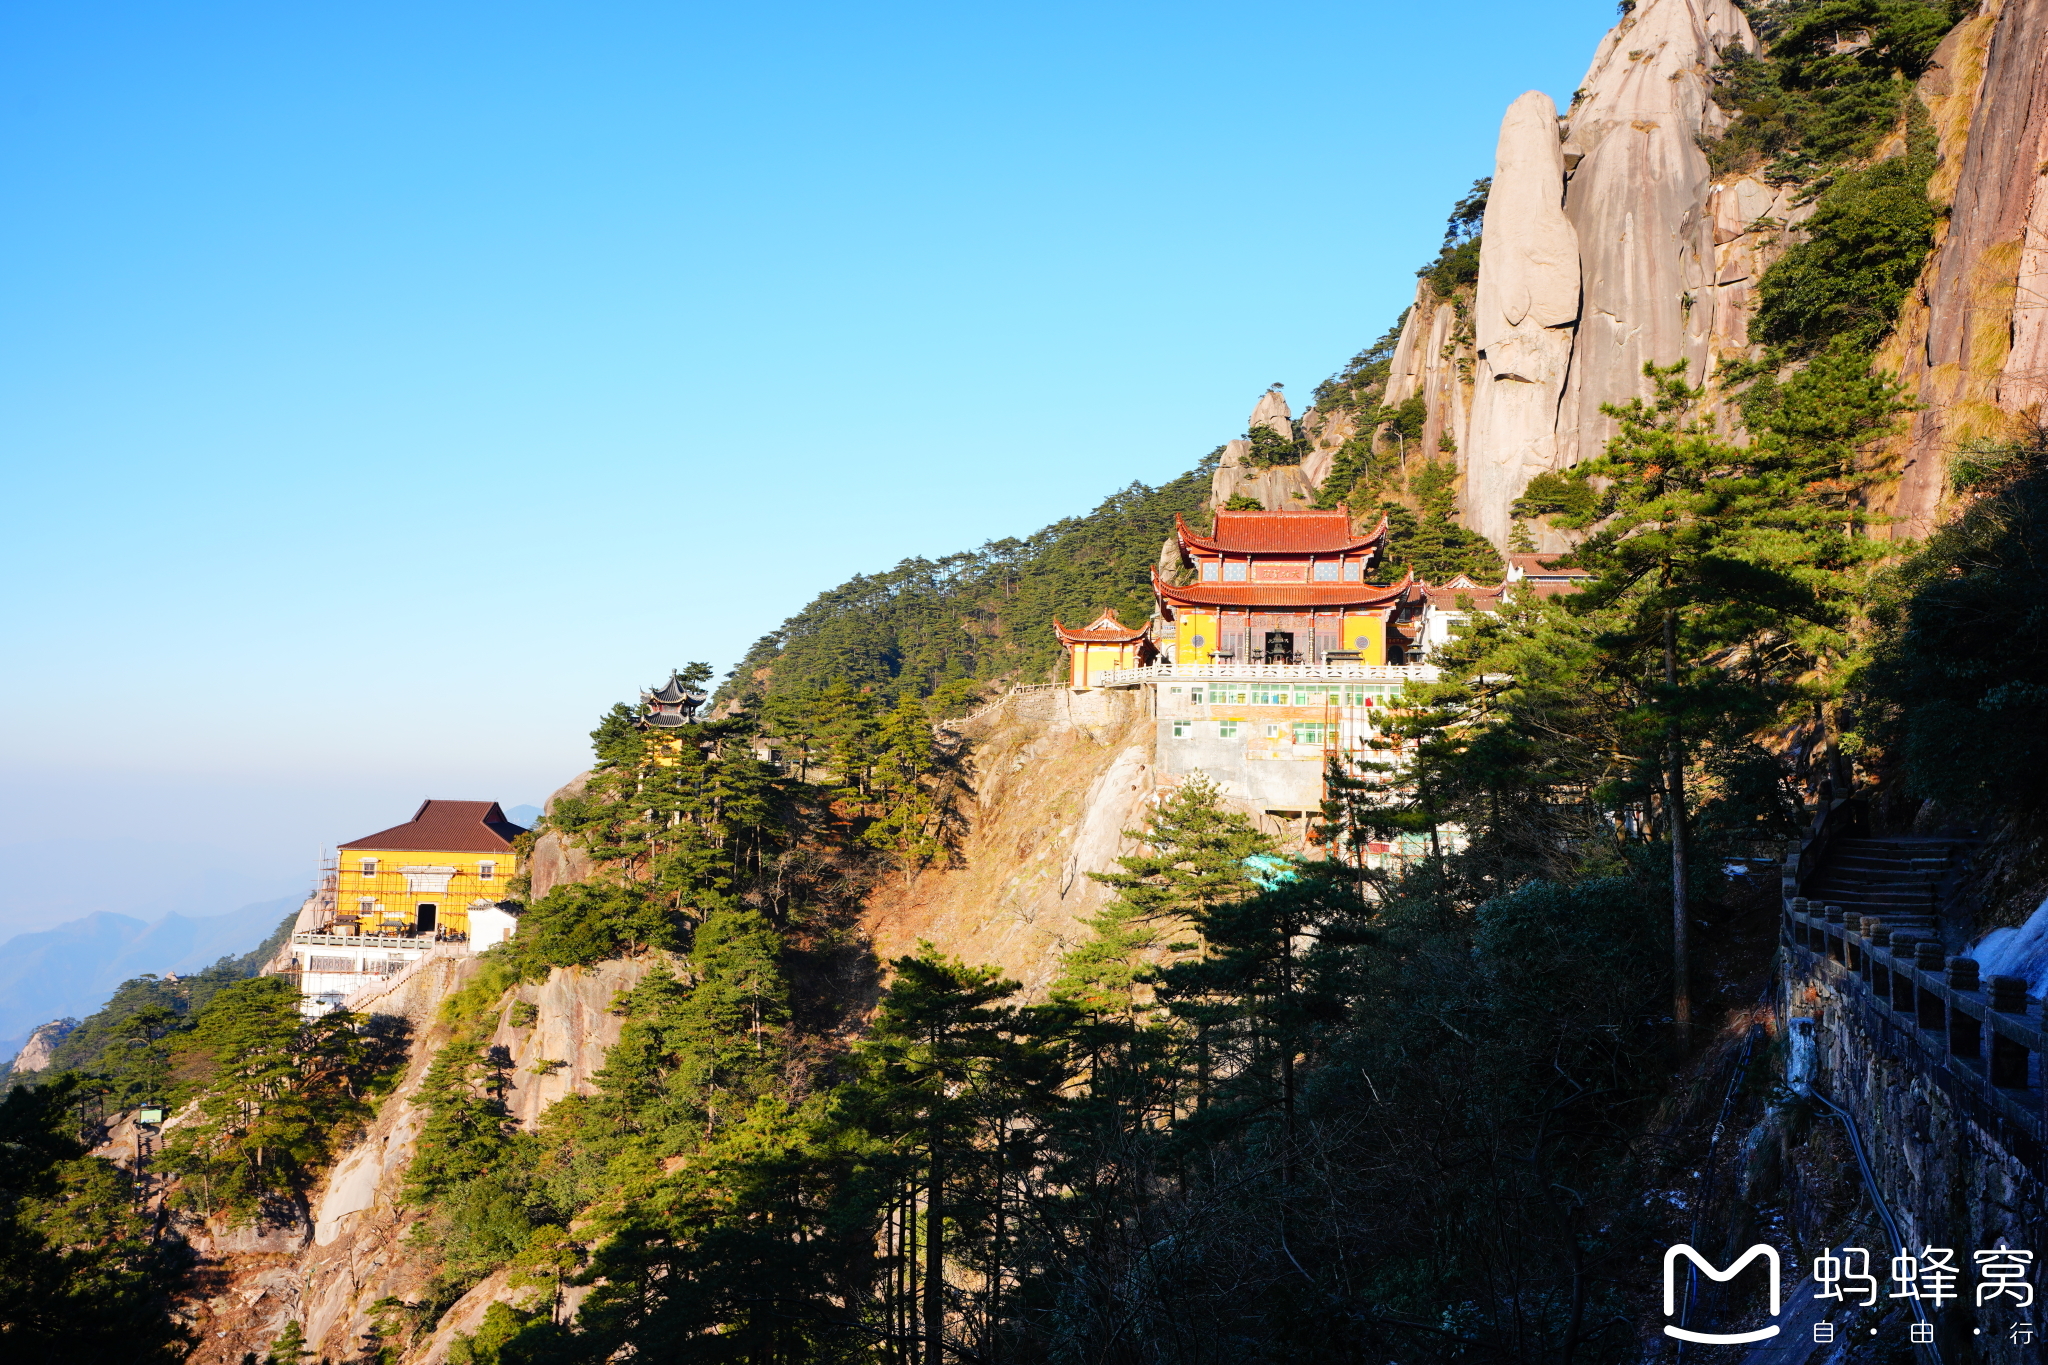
[0,837,306,940]
[0,897,301,1060]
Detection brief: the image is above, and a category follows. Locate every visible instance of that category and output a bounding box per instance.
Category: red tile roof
[1176,509,1388,556]
[1153,569,1412,610]
[1424,586,1507,608]
[1053,609,1150,644]
[1423,574,1507,609]
[340,800,527,854]
[1508,553,1592,578]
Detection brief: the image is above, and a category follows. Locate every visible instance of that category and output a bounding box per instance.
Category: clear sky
[1,0,1617,932]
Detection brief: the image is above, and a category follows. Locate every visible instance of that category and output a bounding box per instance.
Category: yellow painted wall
[1175,611,1220,664]
[1339,611,1389,664]
[336,848,519,939]
[1069,641,1141,687]
[1177,611,1387,664]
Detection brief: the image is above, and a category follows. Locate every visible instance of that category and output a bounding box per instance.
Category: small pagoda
[1052,609,1155,689]
[639,672,707,728]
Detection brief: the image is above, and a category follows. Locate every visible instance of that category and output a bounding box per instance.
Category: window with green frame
[1294,721,1331,745]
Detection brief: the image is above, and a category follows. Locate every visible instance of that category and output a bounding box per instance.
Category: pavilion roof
[1152,568,1412,611]
[1053,609,1150,645]
[1507,553,1593,580]
[1175,509,1387,557]
[1423,574,1508,609]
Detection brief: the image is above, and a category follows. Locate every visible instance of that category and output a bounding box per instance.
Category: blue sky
[0,0,1617,931]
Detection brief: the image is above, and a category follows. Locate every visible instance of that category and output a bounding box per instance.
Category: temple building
[1157,508,1406,665]
[285,800,528,1015]
[335,800,526,939]
[1047,506,1541,843]
[1051,609,1155,689]
[641,672,707,727]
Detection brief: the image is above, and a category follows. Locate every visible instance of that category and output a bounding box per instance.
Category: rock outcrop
[1554,0,1752,461]
[1465,90,1582,547]
[1211,385,1320,510]
[7,1016,77,1075]
[526,771,595,899]
[180,952,655,1365]
[1302,0,2048,549]
[1878,0,2047,537]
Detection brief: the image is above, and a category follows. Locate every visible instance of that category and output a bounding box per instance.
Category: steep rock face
[1379,284,1475,472]
[526,771,595,899]
[1879,1,2046,537]
[861,688,1159,996]
[7,1016,75,1074]
[1350,0,1761,548]
[1466,91,1582,546]
[179,952,653,1364]
[1554,0,1751,461]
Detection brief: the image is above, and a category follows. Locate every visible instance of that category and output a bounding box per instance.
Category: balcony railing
[1091,662,1440,687]
[290,931,443,948]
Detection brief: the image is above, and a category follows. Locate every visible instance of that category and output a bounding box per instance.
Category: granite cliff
[133,4,2048,1359]
[1319,0,2048,549]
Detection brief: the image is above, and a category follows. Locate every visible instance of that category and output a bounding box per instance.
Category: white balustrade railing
[1090,662,1440,687]
[339,941,469,1014]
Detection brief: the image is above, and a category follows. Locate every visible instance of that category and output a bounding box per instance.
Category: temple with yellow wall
[1152,508,1415,666]
[1052,609,1154,688]
[334,799,527,940]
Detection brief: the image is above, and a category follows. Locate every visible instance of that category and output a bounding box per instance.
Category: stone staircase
[1800,835,1973,938]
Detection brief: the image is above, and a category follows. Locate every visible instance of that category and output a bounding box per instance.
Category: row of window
[1197,561,1366,582]
[1170,720,1334,743]
[352,858,497,879]
[1169,683,1403,706]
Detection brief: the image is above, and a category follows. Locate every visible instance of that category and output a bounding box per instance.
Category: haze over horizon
[3,0,1618,928]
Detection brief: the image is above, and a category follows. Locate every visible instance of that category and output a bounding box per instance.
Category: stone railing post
[1889,936,1921,1013]
[1988,975,2032,1088]
[1825,905,1848,963]
[1914,941,1947,1030]
[1947,957,1982,1060]
[1865,920,1890,996]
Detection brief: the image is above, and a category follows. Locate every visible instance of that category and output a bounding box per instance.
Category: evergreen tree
[157,976,396,1222]
[1388,460,1504,582]
[261,1319,309,1365]
[0,1077,188,1364]
[1061,776,1272,1014]
[863,692,950,880]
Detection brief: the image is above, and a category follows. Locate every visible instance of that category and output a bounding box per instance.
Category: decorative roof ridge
[1173,508,1388,556]
[1149,567,1413,608]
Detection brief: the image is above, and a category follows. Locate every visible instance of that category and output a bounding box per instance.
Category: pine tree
[261,1319,309,1365]
[863,692,949,880]
[839,948,1050,1365]
[1553,358,1890,1044]
[1074,776,1273,995]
